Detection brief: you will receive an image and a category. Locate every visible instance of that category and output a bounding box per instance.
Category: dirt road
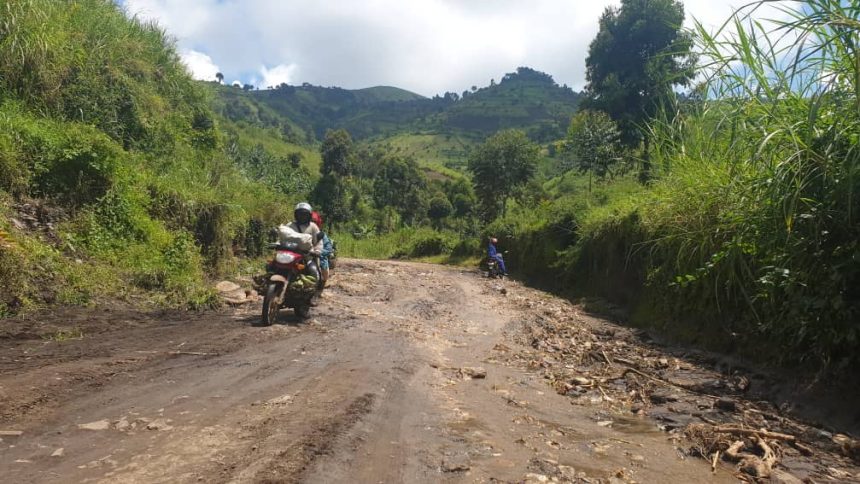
[1,260,858,483]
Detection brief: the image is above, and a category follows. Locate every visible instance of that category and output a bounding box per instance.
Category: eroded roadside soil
[0,259,857,483]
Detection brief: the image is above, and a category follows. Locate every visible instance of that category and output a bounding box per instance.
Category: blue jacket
[321,234,334,258]
[488,243,499,258]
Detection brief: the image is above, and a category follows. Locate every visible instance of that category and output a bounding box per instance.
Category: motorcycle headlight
[275,252,296,264]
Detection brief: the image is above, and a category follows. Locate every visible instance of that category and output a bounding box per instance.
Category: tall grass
[0,0,294,312]
[638,0,860,367]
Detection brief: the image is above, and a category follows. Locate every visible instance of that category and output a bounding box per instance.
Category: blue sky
[119,0,789,96]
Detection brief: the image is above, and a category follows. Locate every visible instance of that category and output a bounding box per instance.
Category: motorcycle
[486,251,508,279]
[260,241,321,325]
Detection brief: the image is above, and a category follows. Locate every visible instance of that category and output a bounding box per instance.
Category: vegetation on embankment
[0,0,294,314]
[490,1,860,373]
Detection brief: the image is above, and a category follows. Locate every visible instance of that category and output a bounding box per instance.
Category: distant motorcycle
[260,241,321,325]
[486,251,507,279]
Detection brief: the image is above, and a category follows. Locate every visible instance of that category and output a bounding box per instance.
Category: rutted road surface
[1,260,857,483]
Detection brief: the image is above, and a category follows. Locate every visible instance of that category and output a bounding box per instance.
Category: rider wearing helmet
[487,237,508,275]
[287,202,324,282]
[288,202,323,251]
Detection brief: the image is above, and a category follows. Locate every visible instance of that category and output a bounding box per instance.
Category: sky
[120,0,783,96]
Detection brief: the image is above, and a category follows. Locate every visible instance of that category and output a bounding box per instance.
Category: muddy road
[1,260,858,483]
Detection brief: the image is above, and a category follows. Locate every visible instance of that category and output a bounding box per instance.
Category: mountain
[352,86,426,103]
[212,67,582,143]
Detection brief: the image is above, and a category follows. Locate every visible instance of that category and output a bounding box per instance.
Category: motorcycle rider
[487,237,508,276]
[287,202,324,283]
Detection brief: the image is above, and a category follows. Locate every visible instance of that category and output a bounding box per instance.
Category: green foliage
[312,174,350,225]
[584,0,696,151]
[468,129,539,221]
[564,110,622,197]
[372,155,429,224]
[428,195,453,227]
[496,1,860,374]
[0,0,291,312]
[321,129,354,176]
[337,227,459,260]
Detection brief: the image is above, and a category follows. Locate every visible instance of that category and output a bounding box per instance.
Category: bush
[408,233,453,257]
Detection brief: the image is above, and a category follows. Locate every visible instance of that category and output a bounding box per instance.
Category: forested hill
[213,67,581,142]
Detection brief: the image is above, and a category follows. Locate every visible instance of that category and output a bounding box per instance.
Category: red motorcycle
[260,242,320,325]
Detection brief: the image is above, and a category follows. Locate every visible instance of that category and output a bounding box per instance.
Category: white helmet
[295,202,312,212]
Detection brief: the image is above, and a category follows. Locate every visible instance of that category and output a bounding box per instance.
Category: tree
[468,129,539,221]
[584,0,695,180]
[287,152,302,169]
[372,156,429,225]
[311,174,349,225]
[428,195,453,229]
[320,129,353,176]
[565,110,622,199]
[215,72,224,84]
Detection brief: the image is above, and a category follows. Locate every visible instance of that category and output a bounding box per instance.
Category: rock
[78,420,111,431]
[0,430,23,437]
[834,434,860,462]
[523,473,549,483]
[222,287,250,305]
[114,417,130,431]
[770,469,804,484]
[145,418,173,431]
[51,448,65,457]
[714,398,737,412]
[441,453,471,472]
[461,367,487,379]
[558,465,576,479]
[657,358,670,368]
[650,390,680,404]
[215,281,241,293]
[572,376,592,386]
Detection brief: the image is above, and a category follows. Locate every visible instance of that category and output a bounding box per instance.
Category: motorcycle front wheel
[261,283,281,326]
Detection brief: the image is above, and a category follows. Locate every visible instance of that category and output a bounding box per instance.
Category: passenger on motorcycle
[311,211,334,285]
[488,237,508,275]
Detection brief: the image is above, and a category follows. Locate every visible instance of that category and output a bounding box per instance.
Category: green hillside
[434,67,581,140]
[215,67,581,143]
[352,86,426,103]
[0,0,299,314]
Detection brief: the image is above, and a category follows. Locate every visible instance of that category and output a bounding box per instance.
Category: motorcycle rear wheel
[261,283,281,326]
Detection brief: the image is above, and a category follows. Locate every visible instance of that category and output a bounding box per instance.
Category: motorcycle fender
[269,275,288,298]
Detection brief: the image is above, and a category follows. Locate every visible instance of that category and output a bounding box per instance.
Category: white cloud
[180,49,220,82]
[260,63,299,89]
[123,0,794,96]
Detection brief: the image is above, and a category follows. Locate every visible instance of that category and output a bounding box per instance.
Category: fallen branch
[601,350,614,367]
[604,366,720,400]
[724,440,746,462]
[711,425,796,443]
[711,450,721,473]
[169,351,217,356]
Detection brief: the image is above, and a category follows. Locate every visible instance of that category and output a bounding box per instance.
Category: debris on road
[441,453,471,472]
[459,367,487,379]
[78,419,111,431]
